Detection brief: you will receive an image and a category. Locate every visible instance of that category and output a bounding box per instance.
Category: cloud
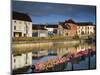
[12,1,96,24]
[12,1,96,16]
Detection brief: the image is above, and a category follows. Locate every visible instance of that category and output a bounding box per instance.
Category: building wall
[46,28,57,36]
[58,24,65,36]
[32,30,38,37]
[12,20,32,37]
[38,30,48,37]
[32,50,48,57]
[46,28,53,32]
[77,25,95,36]
[56,48,68,56]
[66,23,77,37]
[12,52,32,70]
[76,44,91,52]
[77,26,86,36]
[88,25,95,35]
[68,47,77,55]
[32,30,48,37]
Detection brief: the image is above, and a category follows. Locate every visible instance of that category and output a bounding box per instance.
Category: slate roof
[46,24,58,28]
[76,22,94,26]
[65,19,76,24]
[32,25,47,30]
[12,11,32,22]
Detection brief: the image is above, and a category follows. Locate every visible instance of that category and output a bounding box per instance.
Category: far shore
[12,35,95,55]
[12,40,83,55]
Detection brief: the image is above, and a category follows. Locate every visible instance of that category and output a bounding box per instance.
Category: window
[14,20,16,23]
[14,26,16,30]
[26,53,28,64]
[14,59,16,63]
[66,33,68,35]
[88,31,89,34]
[88,27,89,29]
[81,31,84,35]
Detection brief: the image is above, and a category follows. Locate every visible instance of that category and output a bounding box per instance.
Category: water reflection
[12,43,96,74]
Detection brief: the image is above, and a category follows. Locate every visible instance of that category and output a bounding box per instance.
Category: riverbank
[12,35,84,44]
[12,35,95,44]
[12,40,81,55]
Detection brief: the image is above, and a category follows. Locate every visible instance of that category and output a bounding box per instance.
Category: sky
[12,0,96,24]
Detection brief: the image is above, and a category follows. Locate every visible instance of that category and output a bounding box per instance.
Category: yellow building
[77,22,95,37]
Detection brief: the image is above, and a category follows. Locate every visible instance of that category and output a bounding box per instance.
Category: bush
[12,35,67,42]
[73,34,79,39]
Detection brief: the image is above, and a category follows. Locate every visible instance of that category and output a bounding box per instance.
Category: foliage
[12,35,67,42]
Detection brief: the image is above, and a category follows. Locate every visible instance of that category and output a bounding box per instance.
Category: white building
[32,24,48,37]
[12,52,32,70]
[12,11,32,37]
[77,22,95,36]
[46,24,58,36]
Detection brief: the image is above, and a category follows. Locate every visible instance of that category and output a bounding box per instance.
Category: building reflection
[12,52,32,70]
[32,50,48,58]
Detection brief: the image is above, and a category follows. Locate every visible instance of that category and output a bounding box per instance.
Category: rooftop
[32,25,47,30]
[12,11,32,22]
[76,22,94,26]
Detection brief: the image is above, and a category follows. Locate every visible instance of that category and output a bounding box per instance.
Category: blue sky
[12,1,96,24]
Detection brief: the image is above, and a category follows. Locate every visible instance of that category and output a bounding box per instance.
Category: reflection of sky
[32,56,57,64]
[12,1,96,24]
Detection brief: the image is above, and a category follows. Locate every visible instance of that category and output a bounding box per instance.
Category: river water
[12,42,96,74]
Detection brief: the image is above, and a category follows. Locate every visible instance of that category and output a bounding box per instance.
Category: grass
[12,35,80,44]
[12,36,67,41]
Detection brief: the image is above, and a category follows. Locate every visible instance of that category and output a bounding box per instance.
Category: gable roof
[65,19,76,24]
[59,22,70,29]
[12,11,32,22]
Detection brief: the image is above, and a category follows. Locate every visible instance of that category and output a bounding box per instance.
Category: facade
[56,48,68,56]
[68,47,77,55]
[58,22,67,36]
[32,24,48,37]
[76,44,92,52]
[58,19,95,37]
[12,11,32,37]
[32,50,48,58]
[64,19,77,37]
[77,22,95,37]
[32,24,59,37]
[12,52,32,70]
[46,24,58,36]
[31,19,95,38]
[58,19,77,37]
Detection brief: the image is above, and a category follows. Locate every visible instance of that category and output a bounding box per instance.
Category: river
[12,42,96,74]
